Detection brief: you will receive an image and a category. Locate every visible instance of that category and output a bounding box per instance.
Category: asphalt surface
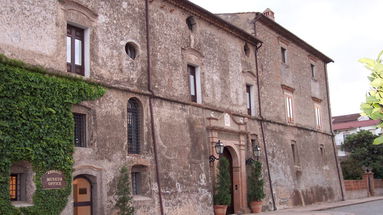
[322,200,383,215]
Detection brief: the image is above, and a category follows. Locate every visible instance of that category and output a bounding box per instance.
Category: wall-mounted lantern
[209,140,224,163]
[246,140,261,165]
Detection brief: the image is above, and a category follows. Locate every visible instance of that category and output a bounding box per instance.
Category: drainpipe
[253,14,277,211]
[323,63,345,201]
[145,0,165,214]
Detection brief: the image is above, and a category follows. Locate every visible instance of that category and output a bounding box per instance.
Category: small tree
[360,50,383,144]
[214,157,232,205]
[247,161,265,202]
[342,130,383,179]
[116,166,134,215]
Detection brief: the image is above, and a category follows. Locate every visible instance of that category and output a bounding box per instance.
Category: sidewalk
[243,196,383,215]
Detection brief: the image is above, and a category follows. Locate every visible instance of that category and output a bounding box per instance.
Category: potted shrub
[247,160,265,213]
[213,157,232,215]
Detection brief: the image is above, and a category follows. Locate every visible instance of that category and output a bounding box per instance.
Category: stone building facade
[0,0,343,214]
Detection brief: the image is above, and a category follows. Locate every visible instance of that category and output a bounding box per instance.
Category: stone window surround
[187,63,202,104]
[63,0,97,78]
[72,104,94,148]
[10,161,35,207]
[245,84,256,116]
[66,22,90,78]
[282,85,295,124]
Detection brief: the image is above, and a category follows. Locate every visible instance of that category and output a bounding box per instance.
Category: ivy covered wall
[0,55,105,214]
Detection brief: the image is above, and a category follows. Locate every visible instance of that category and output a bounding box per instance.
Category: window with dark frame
[311,64,316,79]
[188,65,197,102]
[128,99,140,154]
[281,47,287,63]
[246,85,252,115]
[131,172,141,195]
[9,174,18,201]
[73,113,86,147]
[67,24,84,76]
[291,141,300,166]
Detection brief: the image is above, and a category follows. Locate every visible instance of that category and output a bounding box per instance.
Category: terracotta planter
[214,205,227,215]
[249,201,263,213]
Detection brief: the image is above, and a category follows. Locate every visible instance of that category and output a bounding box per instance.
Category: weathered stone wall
[218,12,343,209]
[0,0,342,214]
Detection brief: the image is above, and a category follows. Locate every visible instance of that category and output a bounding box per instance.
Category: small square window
[73,113,86,147]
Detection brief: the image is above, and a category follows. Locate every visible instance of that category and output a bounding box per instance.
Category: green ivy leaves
[0,54,105,214]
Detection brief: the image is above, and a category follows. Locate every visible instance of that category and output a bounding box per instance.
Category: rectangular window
[311,64,316,79]
[67,24,84,76]
[187,65,202,103]
[131,172,141,195]
[314,104,321,129]
[281,47,287,64]
[291,141,300,166]
[246,85,252,115]
[73,113,86,147]
[9,174,18,201]
[284,91,294,123]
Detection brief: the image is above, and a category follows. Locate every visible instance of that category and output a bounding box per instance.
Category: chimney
[263,8,275,21]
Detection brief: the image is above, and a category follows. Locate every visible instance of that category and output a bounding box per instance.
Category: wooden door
[222,148,234,214]
[73,177,92,215]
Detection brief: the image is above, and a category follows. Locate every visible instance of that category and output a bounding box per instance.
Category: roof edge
[255,12,334,63]
[163,0,262,46]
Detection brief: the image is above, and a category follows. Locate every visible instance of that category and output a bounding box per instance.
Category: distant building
[333,113,381,157]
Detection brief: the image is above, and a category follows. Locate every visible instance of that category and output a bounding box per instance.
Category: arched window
[128,98,140,154]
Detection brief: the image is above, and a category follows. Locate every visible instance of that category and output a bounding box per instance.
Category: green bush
[340,158,363,180]
[247,161,265,202]
[116,166,134,215]
[0,54,105,214]
[342,130,383,179]
[214,157,231,205]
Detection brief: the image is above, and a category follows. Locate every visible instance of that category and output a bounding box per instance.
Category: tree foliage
[116,166,134,215]
[247,161,265,202]
[214,157,232,205]
[341,130,383,179]
[0,54,105,214]
[360,50,383,145]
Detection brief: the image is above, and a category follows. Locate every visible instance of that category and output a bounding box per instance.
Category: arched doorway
[73,176,92,215]
[222,147,234,214]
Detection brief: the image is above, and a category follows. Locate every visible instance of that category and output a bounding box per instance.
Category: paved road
[322,200,383,215]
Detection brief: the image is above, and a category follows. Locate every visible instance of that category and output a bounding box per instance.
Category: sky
[189,0,383,116]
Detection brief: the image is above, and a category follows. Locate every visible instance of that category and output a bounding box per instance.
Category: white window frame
[67,22,90,77]
[314,103,322,129]
[188,64,202,104]
[284,91,294,123]
[246,84,256,116]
